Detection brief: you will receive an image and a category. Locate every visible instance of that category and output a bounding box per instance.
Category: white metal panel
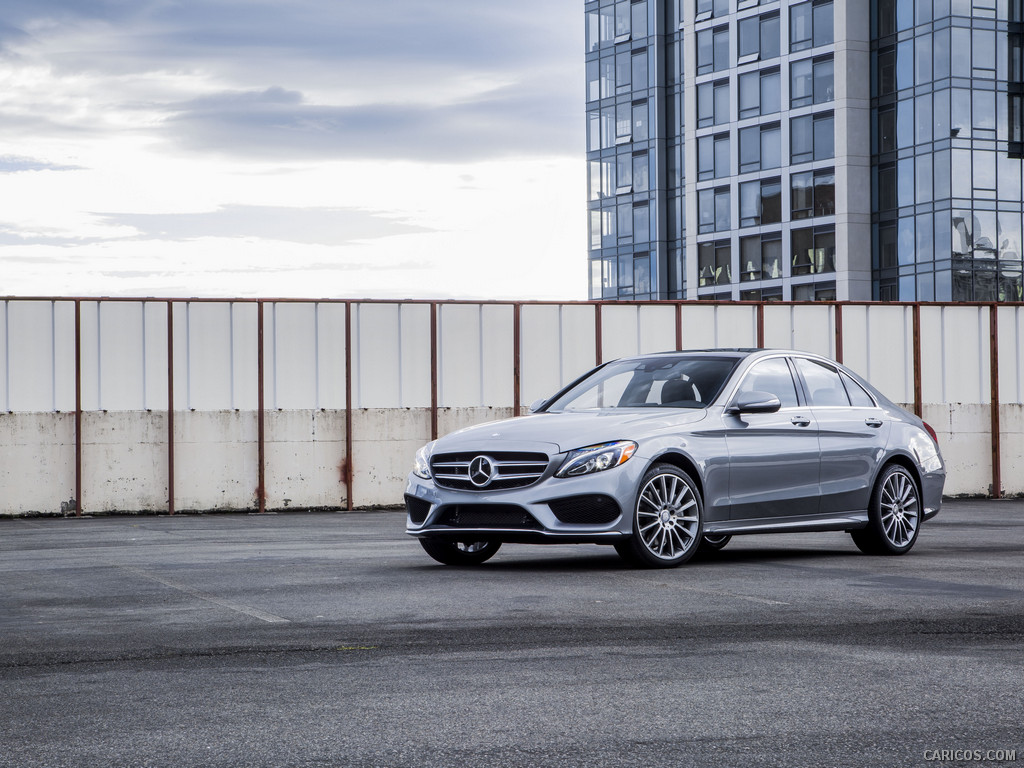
[6,301,55,412]
[273,303,318,410]
[52,302,76,412]
[560,305,598,386]
[98,302,145,411]
[715,305,759,349]
[997,306,1023,404]
[79,302,100,411]
[141,303,168,411]
[637,305,677,353]
[0,301,7,411]
[601,305,639,360]
[921,305,989,404]
[520,305,565,406]
[186,302,233,410]
[481,305,514,407]
[316,303,347,410]
[678,305,718,349]
[439,304,483,407]
[787,305,834,356]
[230,303,259,411]
[838,305,870,378]
[353,303,402,408]
[398,303,431,408]
[861,304,914,404]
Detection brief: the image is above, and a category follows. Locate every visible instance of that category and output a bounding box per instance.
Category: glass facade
[872,0,1024,301]
[587,0,1024,302]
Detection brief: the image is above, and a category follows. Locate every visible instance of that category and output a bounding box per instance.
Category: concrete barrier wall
[1,299,1022,514]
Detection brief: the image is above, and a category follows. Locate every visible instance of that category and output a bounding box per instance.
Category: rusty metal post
[675,302,683,351]
[74,300,83,517]
[166,301,175,515]
[430,302,438,440]
[912,304,923,418]
[257,301,266,513]
[833,303,843,364]
[513,303,521,415]
[594,303,603,365]
[756,303,765,348]
[344,301,354,511]
[989,304,1002,499]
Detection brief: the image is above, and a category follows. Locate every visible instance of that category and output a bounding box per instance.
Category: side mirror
[528,398,547,413]
[725,391,782,415]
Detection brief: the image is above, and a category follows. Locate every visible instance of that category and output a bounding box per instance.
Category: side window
[840,371,875,407]
[794,358,850,406]
[735,358,799,407]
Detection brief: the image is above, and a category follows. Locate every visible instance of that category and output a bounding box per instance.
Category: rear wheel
[419,539,501,565]
[851,464,921,555]
[616,464,703,568]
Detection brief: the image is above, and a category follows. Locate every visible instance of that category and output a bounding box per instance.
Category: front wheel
[616,464,703,568]
[419,539,501,565]
[851,464,921,555]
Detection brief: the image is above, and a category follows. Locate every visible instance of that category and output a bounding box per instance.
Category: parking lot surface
[1,500,1022,767]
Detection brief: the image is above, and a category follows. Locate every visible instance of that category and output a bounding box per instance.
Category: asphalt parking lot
[1,500,1022,768]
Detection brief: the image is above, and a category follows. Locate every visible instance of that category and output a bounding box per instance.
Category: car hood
[434,408,709,455]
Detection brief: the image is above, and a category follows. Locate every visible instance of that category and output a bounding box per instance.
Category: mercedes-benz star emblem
[468,455,494,487]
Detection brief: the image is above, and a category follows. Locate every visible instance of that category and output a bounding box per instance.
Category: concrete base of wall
[0,404,1018,516]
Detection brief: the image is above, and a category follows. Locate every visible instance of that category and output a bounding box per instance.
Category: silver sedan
[405,349,945,568]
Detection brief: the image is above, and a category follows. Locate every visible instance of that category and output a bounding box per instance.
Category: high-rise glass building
[585,0,1024,302]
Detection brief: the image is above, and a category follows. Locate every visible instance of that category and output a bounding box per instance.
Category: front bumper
[404,461,645,543]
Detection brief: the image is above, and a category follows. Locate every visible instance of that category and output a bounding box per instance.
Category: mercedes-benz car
[404,349,945,568]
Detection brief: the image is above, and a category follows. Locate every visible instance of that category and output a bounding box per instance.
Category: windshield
[545,356,739,412]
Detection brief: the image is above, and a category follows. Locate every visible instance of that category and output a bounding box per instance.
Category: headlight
[555,441,637,478]
[412,442,435,479]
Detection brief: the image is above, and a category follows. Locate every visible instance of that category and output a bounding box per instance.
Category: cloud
[95,205,433,245]
[160,82,580,162]
[0,155,84,173]
[0,0,582,162]
[0,205,432,247]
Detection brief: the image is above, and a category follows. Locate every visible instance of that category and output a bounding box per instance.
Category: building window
[792,282,837,301]
[791,168,835,219]
[697,25,730,74]
[696,0,729,22]
[633,100,649,141]
[738,12,780,63]
[698,79,730,128]
[698,186,731,233]
[633,151,650,192]
[698,240,732,286]
[632,50,648,92]
[698,133,730,180]
[877,106,895,154]
[791,112,834,164]
[791,55,833,108]
[738,67,780,118]
[739,177,782,226]
[633,204,651,243]
[792,226,836,275]
[877,46,896,97]
[790,0,833,53]
[740,233,783,281]
[739,122,781,172]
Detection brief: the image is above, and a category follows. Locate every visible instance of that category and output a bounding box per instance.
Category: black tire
[616,463,703,568]
[698,534,732,554]
[418,538,501,566]
[851,464,921,556]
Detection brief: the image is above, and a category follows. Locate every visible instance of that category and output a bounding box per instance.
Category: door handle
[790,416,811,427]
[864,418,883,428]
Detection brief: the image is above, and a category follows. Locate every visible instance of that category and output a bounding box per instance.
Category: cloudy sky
[0,1,585,299]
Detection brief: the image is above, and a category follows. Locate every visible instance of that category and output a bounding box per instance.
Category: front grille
[435,504,542,529]
[431,452,550,491]
[548,494,622,525]
[405,494,431,524]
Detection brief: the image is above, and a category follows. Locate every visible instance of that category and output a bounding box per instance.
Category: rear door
[791,358,891,515]
[724,356,821,519]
